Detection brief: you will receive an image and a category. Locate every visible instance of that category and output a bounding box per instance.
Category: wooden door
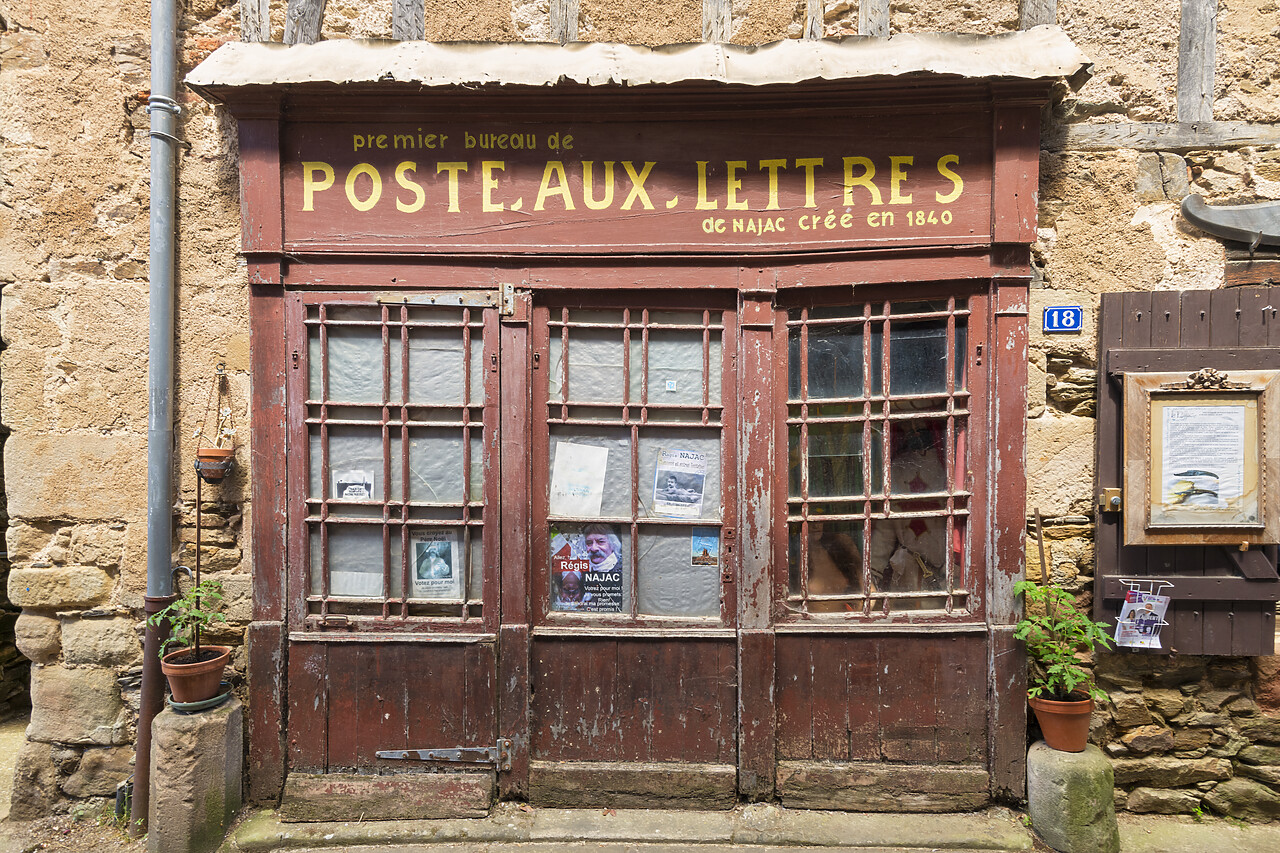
[525,294,741,807]
[280,292,505,819]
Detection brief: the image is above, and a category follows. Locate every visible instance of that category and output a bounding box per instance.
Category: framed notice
[1123,370,1280,546]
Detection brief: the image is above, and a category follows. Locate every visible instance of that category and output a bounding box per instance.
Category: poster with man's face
[549,524,624,612]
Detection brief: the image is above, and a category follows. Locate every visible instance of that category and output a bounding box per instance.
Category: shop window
[784,298,971,615]
[302,301,494,622]
[537,305,734,622]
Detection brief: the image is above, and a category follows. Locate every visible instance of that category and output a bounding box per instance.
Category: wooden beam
[858,0,889,37]
[804,0,822,40]
[551,0,579,44]
[392,0,424,41]
[1108,347,1280,375]
[284,0,327,45]
[1101,575,1280,601]
[1044,121,1280,152]
[240,0,270,42]
[1018,0,1056,29]
[1177,0,1217,123]
[702,0,731,43]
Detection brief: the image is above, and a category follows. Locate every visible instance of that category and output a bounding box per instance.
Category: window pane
[638,429,721,519]
[312,427,394,503]
[868,516,946,593]
[889,420,948,495]
[325,326,385,403]
[632,329,720,407]
[559,329,626,403]
[547,428,632,518]
[789,519,864,611]
[408,327,466,405]
[806,324,864,399]
[636,526,720,617]
[312,524,384,598]
[889,319,949,396]
[408,428,465,504]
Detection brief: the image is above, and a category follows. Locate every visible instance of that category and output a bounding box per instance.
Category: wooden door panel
[776,634,986,764]
[530,637,736,764]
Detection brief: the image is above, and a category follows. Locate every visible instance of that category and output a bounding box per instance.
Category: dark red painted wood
[246,620,285,802]
[287,643,328,772]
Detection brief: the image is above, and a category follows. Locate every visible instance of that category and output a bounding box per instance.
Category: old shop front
[188,31,1090,817]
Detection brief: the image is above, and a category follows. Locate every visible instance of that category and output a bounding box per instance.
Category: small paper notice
[549,442,609,517]
[333,470,374,501]
[653,448,707,518]
[412,529,462,600]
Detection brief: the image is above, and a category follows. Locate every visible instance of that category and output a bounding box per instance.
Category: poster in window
[549,524,624,612]
[549,442,608,517]
[333,469,375,500]
[691,528,720,567]
[412,529,462,600]
[1114,589,1170,649]
[652,448,707,517]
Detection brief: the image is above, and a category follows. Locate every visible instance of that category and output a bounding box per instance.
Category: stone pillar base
[148,696,243,853]
[1027,740,1120,853]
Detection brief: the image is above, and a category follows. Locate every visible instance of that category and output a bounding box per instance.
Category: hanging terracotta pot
[161,645,232,704]
[194,446,234,483]
[1029,693,1094,752]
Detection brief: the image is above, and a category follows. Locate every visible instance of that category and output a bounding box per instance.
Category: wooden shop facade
[188,33,1092,816]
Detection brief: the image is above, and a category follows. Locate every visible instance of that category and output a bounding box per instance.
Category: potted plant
[193,405,236,483]
[1014,578,1114,752]
[146,578,231,704]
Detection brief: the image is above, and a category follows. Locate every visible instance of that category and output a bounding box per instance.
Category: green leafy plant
[1014,579,1114,702]
[146,578,228,659]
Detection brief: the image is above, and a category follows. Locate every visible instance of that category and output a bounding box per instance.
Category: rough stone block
[14,612,62,663]
[1204,777,1280,822]
[1253,656,1280,713]
[1238,763,1280,787]
[1239,744,1280,766]
[8,740,59,820]
[1240,716,1280,744]
[1121,725,1174,754]
[1112,755,1232,787]
[61,616,142,667]
[1110,692,1153,728]
[4,433,147,522]
[281,771,493,822]
[1026,413,1096,517]
[28,665,129,745]
[1125,786,1201,814]
[149,698,243,853]
[61,745,135,797]
[1027,741,1120,853]
[9,566,113,609]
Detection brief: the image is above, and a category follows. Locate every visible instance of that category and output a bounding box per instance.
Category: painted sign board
[279,111,994,254]
[1043,305,1084,333]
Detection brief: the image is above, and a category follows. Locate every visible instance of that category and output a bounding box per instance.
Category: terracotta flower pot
[1029,693,1094,752]
[161,645,231,704]
[194,447,234,483]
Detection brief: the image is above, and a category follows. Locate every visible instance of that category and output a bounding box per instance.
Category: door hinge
[377,738,513,771]
[500,282,515,316]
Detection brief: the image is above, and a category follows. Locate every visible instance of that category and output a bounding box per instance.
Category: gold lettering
[935,155,963,203]
[842,157,882,206]
[395,162,425,213]
[621,161,656,210]
[481,160,506,212]
[795,158,823,209]
[535,161,575,211]
[758,159,786,210]
[889,156,913,205]
[725,161,748,211]
[301,161,335,211]
[345,163,382,212]
[436,162,468,213]
[582,161,616,211]
[695,161,718,210]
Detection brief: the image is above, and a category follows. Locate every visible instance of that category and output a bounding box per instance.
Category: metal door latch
[377,738,512,771]
[1098,488,1122,513]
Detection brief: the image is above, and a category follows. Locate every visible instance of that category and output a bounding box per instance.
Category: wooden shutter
[1096,287,1280,655]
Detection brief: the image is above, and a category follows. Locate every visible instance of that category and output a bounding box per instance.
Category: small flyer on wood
[653,448,707,517]
[549,524,624,612]
[1114,589,1170,649]
[412,529,462,600]
[691,528,720,567]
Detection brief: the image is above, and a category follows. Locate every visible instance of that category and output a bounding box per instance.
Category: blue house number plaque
[1043,306,1084,333]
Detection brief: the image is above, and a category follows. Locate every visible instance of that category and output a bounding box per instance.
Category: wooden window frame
[285,290,503,635]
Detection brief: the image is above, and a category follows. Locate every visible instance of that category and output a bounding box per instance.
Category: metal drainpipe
[135,0,180,835]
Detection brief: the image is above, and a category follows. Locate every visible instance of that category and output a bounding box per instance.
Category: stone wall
[1,0,1278,822]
